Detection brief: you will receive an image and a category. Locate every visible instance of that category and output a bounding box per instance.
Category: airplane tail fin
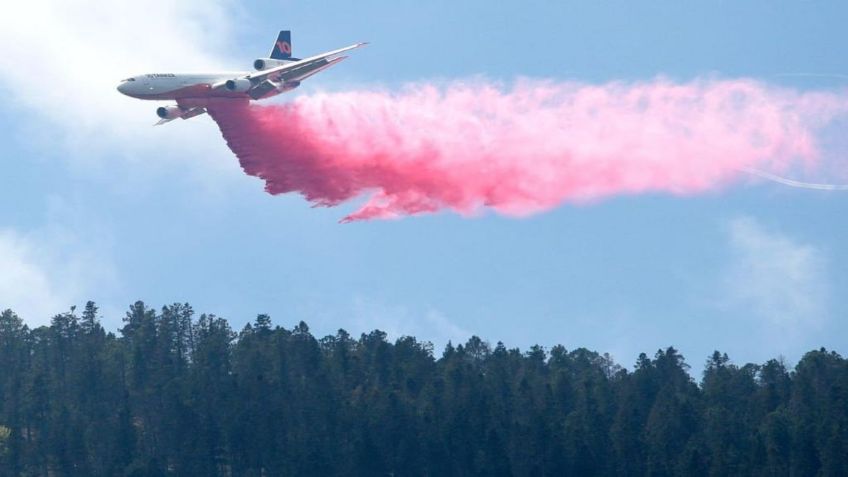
[270,31,293,60]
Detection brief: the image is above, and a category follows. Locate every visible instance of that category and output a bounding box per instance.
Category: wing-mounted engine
[155,104,206,125]
[156,105,185,120]
[225,78,252,93]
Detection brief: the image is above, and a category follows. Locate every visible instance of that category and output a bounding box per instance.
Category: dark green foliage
[0,303,846,476]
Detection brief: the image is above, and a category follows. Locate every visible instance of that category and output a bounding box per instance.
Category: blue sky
[1,0,846,374]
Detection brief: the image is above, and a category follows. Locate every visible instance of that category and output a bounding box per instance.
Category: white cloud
[724,216,828,330]
[0,226,116,327]
[0,0,242,174]
[0,195,119,326]
[0,230,62,324]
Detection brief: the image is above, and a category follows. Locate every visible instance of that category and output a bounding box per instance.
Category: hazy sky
[1,0,846,374]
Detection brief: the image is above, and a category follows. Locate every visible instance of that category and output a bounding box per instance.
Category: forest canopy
[0,301,846,476]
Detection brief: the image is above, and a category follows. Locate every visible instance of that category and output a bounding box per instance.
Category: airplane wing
[245,42,367,99]
[247,42,367,82]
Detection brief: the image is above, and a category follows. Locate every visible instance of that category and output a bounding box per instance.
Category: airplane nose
[117,82,127,95]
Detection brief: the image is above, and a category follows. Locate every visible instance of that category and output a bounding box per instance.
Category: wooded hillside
[0,302,845,476]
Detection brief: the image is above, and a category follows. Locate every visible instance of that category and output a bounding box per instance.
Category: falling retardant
[205,78,847,222]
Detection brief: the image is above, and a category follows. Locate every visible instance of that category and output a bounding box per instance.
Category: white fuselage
[117,72,252,101]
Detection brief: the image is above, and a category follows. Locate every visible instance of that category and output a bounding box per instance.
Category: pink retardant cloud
[206,78,846,222]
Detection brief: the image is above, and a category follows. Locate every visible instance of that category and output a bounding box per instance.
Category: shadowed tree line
[0,301,846,476]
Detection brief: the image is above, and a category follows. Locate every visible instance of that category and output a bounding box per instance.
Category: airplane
[117,31,367,125]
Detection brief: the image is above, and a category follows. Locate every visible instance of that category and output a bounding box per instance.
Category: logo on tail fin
[276,41,292,55]
[270,30,293,59]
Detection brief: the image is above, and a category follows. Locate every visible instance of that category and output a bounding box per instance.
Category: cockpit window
[121,77,136,82]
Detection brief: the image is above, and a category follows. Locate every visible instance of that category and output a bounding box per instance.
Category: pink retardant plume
[206,79,846,222]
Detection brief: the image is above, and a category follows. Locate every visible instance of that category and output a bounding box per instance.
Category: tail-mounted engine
[253,58,293,71]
